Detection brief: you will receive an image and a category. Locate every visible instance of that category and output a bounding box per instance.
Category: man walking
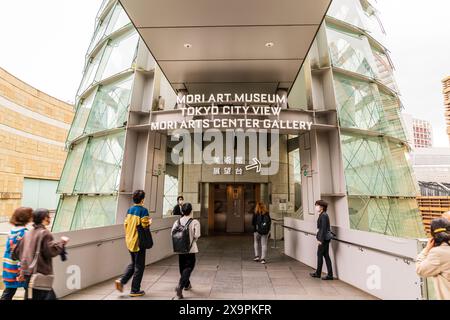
[172,202,200,299]
[310,199,334,280]
[115,190,152,297]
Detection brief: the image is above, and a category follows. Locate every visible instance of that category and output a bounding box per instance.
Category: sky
[0,0,449,147]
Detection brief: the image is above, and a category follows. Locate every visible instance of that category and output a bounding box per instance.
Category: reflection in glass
[163,137,181,216]
[327,25,377,78]
[52,196,78,232]
[74,131,126,194]
[67,89,98,142]
[99,31,139,81]
[340,133,417,197]
[334,73,406,140]
[84,76,133,134]
[70,195,118,231]
[57,139,88,194]
[348,196,425,238]
[288,135,302,219]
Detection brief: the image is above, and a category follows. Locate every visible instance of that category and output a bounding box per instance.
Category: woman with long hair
[252,202,271,264]
[416,218,450,300]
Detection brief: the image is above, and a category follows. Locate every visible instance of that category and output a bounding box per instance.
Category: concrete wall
[284,217,423,300]
[53,217,176,298]
[0,68,73,220]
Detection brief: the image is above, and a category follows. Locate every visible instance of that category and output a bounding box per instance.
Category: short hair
[430,218,449,246]
[182,202,192,215]
[33,208,50,225]
[132,190,145,204]
[9,207,33,226]
[177,196,184,202]
[315,200,328,212]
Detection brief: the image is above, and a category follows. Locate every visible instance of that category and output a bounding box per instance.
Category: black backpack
[256,214,271,235]
[172,218,193,253]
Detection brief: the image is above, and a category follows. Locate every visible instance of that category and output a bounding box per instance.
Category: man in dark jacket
[310,200,334,280]
[173,196,184,216]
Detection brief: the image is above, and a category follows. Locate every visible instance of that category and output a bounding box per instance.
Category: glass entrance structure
[53,0,425,239]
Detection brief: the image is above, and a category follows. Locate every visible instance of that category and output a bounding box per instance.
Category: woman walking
[252,202,271,264]
[416,218,450,300]
[1,207,33,300]
[15,208,69,300]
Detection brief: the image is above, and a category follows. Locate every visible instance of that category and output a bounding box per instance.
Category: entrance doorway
[210,183,261,234]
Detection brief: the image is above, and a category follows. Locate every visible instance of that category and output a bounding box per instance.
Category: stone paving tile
[63,235,376,300]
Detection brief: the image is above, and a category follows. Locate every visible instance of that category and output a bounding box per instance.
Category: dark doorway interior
[211,183,260,234]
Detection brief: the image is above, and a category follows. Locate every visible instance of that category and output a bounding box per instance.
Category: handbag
[137,223,153,250]
[28,230,55,291]
[325,230,336,241]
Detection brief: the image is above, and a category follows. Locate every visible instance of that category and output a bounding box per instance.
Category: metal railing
[64,226,172,250]
[282,224,438,300]
[282,225,417,262]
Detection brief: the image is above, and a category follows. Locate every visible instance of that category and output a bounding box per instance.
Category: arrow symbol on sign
[245,158,261,173]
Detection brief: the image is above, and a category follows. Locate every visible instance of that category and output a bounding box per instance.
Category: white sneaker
[260,259,266,264]
[253,256,260,262]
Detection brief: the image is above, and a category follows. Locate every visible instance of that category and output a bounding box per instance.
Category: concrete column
[176,89,188,109]
[276,88,288,109]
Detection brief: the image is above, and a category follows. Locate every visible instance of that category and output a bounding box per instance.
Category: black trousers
[30,289,56,300]
[1,288,18,300]
[19,276,55,300]
[316,240,333,277]
[121,249,146,293]
[178,253,196,289]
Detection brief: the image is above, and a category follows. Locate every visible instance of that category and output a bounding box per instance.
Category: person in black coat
[173,196,184,216]
[310,200,334,280]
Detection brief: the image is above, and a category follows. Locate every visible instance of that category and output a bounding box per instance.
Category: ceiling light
[265,42,274,48]
[184,43,192,48]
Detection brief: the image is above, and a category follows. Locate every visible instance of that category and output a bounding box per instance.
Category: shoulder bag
[29,230,55,291]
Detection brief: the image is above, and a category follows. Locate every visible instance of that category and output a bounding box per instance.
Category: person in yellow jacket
[115,190,152,297]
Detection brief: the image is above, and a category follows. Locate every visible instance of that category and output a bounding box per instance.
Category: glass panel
[288,136,302,218]
[57,139,88,194]
[84,76,133,134]
[163,174,179,217]
[67,89,98,142]
[52,196,79,232]
[348,196,425,238]
[98,31,139,81]
[340,133,417,197]
[74,131,126,194]
[163,136,181,216]
[372,48,399,92]
[379,92,406,141]
[360,0,387,43]
[105,3,130,35]
[70,195,118,231]
[77,45,105,97]
[334,73,405,140]
[327,0,366,29]
[327,24,377,78]
[87,7,113,54]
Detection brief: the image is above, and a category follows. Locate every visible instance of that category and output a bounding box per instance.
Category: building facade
[53,0,425,239]
[0,68,73,222]
[402,114,433,149]
[443,76,450,145]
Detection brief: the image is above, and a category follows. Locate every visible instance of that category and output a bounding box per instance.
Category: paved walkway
[64,235,375,300]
